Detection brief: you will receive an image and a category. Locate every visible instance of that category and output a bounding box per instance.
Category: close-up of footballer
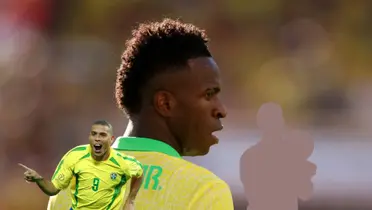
[47,18,234,210]
[3,1,371,210]
[20,120,143,210]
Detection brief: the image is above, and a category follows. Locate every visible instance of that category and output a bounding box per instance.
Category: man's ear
[153,91,176,117]
[110,136,115,145]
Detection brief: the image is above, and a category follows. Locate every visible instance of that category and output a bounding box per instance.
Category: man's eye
[205,90,214,99]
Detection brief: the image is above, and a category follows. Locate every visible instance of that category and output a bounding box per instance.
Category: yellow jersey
[50,144,143,210]
[48,138,234,210]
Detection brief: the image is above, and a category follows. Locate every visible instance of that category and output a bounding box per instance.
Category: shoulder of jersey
[175,158,226,183]
[66,144,90,157]
[130,151,223,182]
[113,150,131,158]
[112,151,138,162]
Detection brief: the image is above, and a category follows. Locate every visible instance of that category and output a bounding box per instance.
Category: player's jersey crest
[110,172,117,180]
[58,173,65,181]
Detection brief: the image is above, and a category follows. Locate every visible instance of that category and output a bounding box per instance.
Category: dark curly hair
[115,18,212,116]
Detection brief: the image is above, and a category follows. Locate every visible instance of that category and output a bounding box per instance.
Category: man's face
[170,57,227,156]
[89,124,114,159]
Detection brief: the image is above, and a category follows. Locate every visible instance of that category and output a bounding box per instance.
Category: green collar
[112,137,182,158]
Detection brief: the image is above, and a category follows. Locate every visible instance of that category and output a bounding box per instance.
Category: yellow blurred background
[2,0,372,209]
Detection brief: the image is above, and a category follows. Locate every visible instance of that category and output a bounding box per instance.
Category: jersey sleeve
[51,152,75,190]
[122,155,143,178]
[191,180,234,210]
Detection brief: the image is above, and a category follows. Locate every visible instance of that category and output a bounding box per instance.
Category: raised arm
[19,163,60,196]
[20,151,75,197]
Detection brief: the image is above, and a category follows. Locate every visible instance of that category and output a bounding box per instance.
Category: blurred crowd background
[2,0,372,209]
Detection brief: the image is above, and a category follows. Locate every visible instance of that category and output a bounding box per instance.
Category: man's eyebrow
[206,87,220,94]
[213,87,221,93]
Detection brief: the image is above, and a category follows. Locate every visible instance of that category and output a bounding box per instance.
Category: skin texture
[127,57,227,156]
[89,124,114,161]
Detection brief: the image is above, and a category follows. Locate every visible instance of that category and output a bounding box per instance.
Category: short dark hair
[115,18,212,116]
[92,120,113,134]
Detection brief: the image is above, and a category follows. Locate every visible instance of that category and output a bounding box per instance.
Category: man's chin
[183,147,211,156]
[211,134,219,144]
[93,150,103,155]
[95,153,104,156]
[92,150,107,159]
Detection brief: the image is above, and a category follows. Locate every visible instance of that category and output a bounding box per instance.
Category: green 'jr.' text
[142,164,163,191]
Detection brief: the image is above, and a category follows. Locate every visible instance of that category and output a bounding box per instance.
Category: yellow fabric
[123,151,234,210]
[50,144,143,210]
[48,138,233,210]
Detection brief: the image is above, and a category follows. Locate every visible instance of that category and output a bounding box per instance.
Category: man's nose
[215,104,227,119]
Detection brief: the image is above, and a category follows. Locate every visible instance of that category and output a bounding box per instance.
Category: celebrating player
[49,18,234,210]
[20,120,143,210]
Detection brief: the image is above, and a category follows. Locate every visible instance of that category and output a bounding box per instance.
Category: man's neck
[124,118,183,155]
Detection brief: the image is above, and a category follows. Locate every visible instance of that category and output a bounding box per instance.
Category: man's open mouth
[94,144,103,152]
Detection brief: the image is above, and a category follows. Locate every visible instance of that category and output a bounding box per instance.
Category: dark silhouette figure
[240,102,316,210]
